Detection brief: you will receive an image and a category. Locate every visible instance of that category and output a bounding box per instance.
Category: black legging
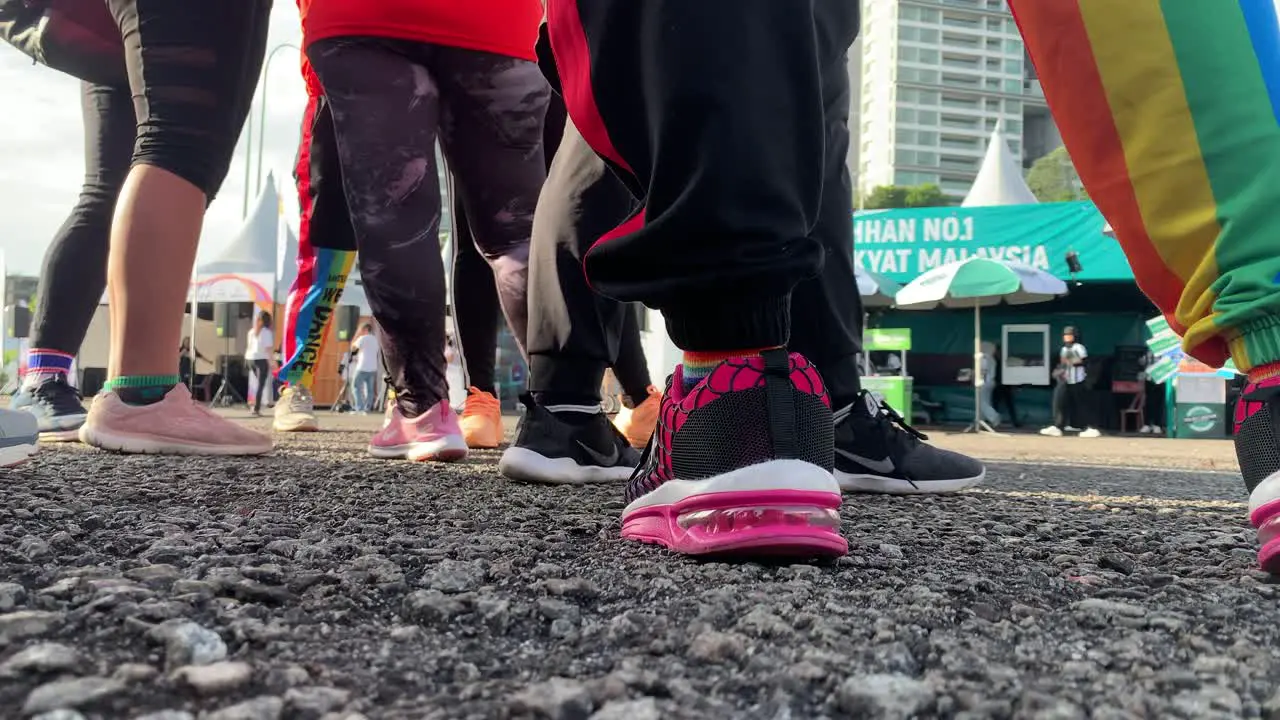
[30,83,132,355]
[29,1,271,357]
[252,359,270,412]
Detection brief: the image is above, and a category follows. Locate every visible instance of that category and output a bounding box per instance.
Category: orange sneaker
[460,387,503,448]
[613,384,661,449]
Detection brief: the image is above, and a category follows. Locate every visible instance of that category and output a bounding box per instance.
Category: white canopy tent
[962,121,1039,208]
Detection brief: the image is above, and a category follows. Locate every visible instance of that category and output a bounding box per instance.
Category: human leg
[252,359,270,414]
[81,0,273,456]
[544,0,853,557]
[451,197,505,448]
[16,81,133,437]
[275,91,358,432]
[436,47,547,360]
[307,37,464,462]
[497,113,643,484]
[790,11,987,496]
[1014,0,1280,566]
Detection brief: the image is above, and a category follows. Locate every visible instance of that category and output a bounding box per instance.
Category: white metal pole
[973,301,982,432]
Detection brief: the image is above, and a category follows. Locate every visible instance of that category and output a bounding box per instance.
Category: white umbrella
[895,258,1069,433]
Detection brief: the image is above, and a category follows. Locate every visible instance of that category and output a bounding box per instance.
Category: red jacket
[298,0,542,62]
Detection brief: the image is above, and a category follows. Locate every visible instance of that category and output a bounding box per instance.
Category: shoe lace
[36,375,85,415]
[462,387,499,417]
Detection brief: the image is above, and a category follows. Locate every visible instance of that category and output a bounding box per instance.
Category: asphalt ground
[0,412,1271,720]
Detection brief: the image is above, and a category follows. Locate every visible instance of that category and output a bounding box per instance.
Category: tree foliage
[862,183,949,209]
[1026,146,1085,202]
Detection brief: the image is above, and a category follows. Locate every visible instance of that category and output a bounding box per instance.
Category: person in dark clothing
[991,344,1019,426]
[501,1,985,555]
[11,82,133,439]
[450,95,658,450]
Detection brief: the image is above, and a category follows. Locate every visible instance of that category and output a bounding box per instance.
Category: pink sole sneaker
[620,459,847,558]
[368,399,468,463]
[1252,500,1280,572]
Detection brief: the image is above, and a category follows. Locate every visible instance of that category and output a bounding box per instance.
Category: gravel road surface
[0,413,1272,719]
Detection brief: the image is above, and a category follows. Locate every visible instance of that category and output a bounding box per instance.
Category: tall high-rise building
[854,0,1061,201]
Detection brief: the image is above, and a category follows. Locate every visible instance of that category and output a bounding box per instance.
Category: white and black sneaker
[834,391,985,494]
[11,374,87,442]
[499,394,642,484]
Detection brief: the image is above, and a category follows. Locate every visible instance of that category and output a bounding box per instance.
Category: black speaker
[214,303,234,338]
[6,305,30,339]
[335,306,361,341]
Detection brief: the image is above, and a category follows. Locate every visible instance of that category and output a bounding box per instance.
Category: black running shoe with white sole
[11,374,88,441]
[499,394,641,484]
[835,391,985,494]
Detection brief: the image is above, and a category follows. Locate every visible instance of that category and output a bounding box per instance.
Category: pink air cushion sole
[621,489,847,558]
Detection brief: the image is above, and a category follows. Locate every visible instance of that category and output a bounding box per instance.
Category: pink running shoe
[1236,378,1280,572]
[621,349,847,559]
[369,399,468,462]
[79,385,273,456]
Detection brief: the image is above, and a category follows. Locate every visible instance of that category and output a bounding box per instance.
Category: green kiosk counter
[1171,371,1228,439]
[860,328,912,422]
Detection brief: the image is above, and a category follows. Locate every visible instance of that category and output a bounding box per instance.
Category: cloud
[0,3,307,275]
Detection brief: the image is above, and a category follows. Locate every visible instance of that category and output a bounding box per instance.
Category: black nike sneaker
[499,394,642,484]
[834,391,985,494]
[11,374,88,441]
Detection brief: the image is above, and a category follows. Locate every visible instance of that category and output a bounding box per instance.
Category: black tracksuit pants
[536,0,863,406]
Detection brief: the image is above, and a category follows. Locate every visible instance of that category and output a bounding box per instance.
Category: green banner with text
[853,201,1133,284]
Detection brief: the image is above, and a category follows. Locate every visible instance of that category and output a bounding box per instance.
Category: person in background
[178,336,210,396]
[991,342,1019,427]
[350,323,381,413]
[75,0,273,456]
[298,0,547,463]
[1139,348,1166,434]
[978,341,1001,428]
[1041,326,1100,437]
[245,312,276,417]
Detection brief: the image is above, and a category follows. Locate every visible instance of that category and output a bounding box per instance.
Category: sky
[0,3,308,275]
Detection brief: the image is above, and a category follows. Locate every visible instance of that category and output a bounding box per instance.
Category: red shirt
[299,0,542,62]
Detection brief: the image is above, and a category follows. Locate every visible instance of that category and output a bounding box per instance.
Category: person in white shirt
[245,311,276,416]
[350,323,382,413]
[1041,326,1100,437]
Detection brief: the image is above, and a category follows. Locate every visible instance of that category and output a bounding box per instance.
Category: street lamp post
[255,42,302,198]
[240,42,302,217]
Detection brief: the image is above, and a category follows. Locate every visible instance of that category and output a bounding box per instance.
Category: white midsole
[80,427,272,456]
[498,446,634,485]
[623,459,838,514]
[1250,469,1280,515]
[837,469,986,495]
[0,442,38,467]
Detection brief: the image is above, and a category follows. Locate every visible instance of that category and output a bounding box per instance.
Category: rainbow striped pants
[1011,0,1280,373]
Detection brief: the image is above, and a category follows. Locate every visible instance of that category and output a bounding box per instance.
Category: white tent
[963,121,1039,208]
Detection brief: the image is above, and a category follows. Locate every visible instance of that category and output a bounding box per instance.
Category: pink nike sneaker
[79,384,273,456]
[621,349,846,559]
[369,399,468,462]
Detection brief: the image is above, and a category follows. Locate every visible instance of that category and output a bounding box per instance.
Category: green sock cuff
[104,374,181,390]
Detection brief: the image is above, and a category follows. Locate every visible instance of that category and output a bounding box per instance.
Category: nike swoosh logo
[576,440,620,467]
[836,448,895,474]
